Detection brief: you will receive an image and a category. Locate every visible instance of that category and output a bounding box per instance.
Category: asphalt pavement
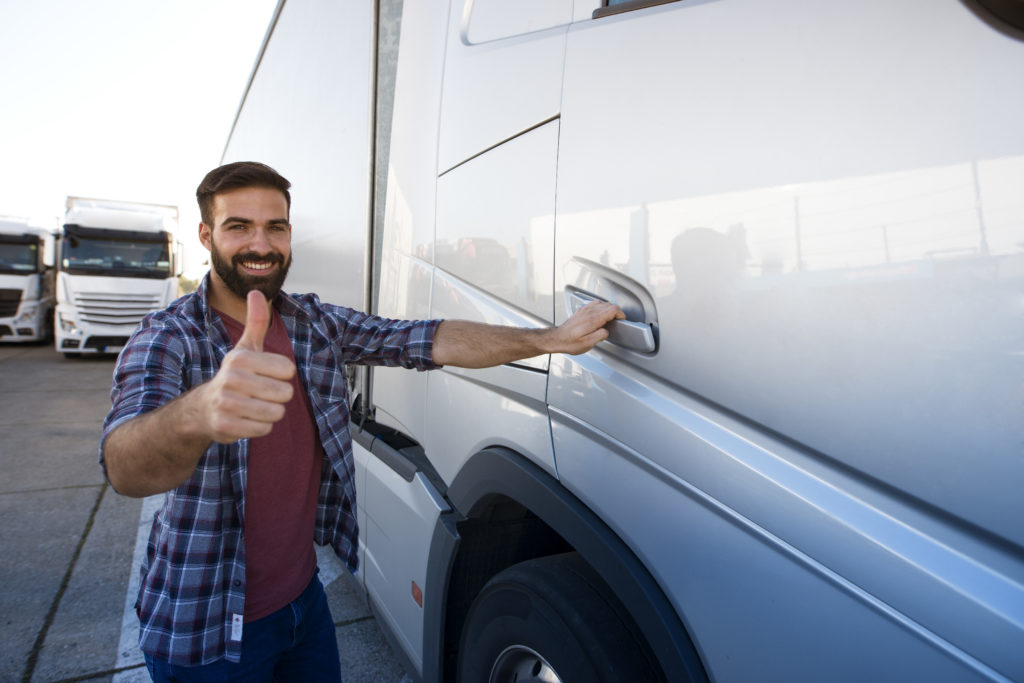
[0,342,410,683]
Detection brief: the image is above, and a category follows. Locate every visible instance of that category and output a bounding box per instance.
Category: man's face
[200,186,292,301]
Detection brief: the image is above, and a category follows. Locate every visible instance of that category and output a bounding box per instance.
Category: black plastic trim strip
[594,0,683,19]
[423,510,463,683]
[350,421,377,452]
[352,419,448,493]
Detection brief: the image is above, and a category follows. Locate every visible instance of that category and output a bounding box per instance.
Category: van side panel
[222,0,374,309]
[223,1,1024,680]
[554,0,1024,546]
[550,0,1024,679]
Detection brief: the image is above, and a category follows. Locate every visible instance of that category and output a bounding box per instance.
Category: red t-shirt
[218,308,321,621]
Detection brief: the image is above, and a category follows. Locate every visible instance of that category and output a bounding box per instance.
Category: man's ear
[198,222,212,251]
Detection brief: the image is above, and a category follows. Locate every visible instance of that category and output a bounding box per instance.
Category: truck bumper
[0,312,50,343]
[56,330,130,354]
[55,307,133,354]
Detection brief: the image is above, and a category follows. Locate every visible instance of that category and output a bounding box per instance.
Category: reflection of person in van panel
[669,227,745,320]
[662,227,752,391]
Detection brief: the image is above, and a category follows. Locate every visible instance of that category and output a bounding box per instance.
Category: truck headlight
[15,305,38,324]
[58,312,79,334]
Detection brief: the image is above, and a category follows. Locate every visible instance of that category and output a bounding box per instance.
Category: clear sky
[0,0,279,276]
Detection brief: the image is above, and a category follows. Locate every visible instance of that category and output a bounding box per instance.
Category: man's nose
[247,227,273,252]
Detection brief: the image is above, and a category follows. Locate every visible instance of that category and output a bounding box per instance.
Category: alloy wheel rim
[488,644,562,683]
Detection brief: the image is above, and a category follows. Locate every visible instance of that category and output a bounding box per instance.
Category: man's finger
[226,368,296,402]
[577,301,625,330]
[237,290,270,351]
[596,301,626,321]
[209,411,281,444]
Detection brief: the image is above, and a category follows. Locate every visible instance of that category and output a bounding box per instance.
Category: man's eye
[227,224,246,231]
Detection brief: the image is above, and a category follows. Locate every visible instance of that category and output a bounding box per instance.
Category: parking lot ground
[0,342,409,683]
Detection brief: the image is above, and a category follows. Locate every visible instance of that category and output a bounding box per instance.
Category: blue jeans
[144,571,342,682]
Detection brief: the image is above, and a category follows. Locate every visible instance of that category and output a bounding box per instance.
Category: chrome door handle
[568,290,657,353]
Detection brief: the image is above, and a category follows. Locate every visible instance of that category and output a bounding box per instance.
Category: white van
[225,1,1024,680]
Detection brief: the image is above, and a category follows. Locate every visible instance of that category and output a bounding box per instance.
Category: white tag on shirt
[231,613,244,642]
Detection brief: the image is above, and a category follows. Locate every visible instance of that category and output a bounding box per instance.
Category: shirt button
[233,580,242,587]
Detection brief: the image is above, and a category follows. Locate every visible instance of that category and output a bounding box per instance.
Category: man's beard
[209,238,291,301]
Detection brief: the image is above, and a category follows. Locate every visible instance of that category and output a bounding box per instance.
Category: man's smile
[234,251,285,276]
[240,259,276,273]
[211,241,292,301]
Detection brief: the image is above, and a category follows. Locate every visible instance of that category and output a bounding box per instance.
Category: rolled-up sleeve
[99,320,188,480]
[332,307,442,370]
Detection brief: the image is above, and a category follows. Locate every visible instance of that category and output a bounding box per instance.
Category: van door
[549,1,1024,680]
[365,0,575,672]
[422,0,574,482]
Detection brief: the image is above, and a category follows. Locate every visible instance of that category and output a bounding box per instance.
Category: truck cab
[0,218,55,343]
[55,198,182,357]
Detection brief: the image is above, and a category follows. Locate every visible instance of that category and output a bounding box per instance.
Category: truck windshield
[61,234,171,278]
[0,240,40,274]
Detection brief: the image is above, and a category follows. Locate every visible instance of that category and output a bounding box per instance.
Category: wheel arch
[423,446,707,683]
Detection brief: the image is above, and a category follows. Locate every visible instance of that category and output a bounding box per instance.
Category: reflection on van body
[547,2,1024,678]
[557,155,1024,547]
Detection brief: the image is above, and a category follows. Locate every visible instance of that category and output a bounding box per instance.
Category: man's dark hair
[196,161,292,226]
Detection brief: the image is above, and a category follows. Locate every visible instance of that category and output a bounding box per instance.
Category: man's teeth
[243,261,272,271]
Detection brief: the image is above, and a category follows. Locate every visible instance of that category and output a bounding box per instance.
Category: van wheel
[457,552,659,683]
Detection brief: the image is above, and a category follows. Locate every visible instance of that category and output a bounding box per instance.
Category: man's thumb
[237,290,269,351]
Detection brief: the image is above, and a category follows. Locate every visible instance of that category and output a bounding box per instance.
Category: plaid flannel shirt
[100,275,440,666]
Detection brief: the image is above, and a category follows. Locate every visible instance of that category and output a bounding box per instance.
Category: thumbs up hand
[198,290,297,444]
[236,289,272,352]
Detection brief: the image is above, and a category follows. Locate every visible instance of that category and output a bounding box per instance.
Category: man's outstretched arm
[103,292,296,497]
[432,301,624,369]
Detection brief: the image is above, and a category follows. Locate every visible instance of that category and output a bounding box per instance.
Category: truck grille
[74,291,163,327]
[0,289,22,317]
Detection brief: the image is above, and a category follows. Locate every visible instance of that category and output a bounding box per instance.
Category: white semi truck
[56,197,181,357]
[0,217,55,343]
[223,1,1024,681]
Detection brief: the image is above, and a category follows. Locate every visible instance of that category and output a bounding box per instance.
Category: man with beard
[100,161,623,682]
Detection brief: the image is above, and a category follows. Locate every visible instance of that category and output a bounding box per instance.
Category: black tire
[457,552,660,683]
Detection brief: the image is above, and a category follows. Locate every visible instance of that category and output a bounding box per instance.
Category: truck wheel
[457,552,659,683]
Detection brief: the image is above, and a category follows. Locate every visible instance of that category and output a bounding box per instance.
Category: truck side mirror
[42,233,57,268]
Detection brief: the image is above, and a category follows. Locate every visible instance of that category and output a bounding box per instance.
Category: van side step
[351,418,448,495]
